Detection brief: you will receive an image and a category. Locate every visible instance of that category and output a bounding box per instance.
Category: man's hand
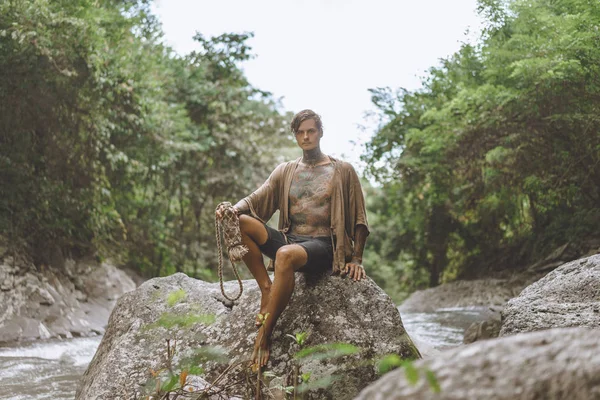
[342,258,366,282]
[215,203,240,220]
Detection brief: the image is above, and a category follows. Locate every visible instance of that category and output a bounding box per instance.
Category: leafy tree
[364,0,600,290]
[0,0,295,280]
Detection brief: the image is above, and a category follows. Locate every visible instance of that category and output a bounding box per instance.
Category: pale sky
[152,0,483,168]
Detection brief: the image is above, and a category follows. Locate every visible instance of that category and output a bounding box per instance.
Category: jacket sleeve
[346,163,370,239]
[242,163,285,223]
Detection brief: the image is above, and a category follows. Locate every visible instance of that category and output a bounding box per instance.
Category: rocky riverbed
[357,252,600,399]
[0,256,136,343]
[2,248,599,399]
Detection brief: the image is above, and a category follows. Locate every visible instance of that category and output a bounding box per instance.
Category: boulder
[356,327,600,400]
[500,254,600,336]
[0,257,136,343]
[463,315,501,344]
[76,273,420,400]
[398,279,525,313]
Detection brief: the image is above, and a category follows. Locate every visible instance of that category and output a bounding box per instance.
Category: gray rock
[0,257,136,343]
[399,279,524,313]
[463,318,501,344]
[501,254,600,336]
[356,327,600,400]
[76,273,420,400]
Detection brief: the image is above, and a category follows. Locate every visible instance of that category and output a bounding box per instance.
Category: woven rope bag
[215,202,248,301]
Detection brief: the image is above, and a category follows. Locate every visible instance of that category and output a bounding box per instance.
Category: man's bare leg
[238,215,272,325]
[252,244,307,367]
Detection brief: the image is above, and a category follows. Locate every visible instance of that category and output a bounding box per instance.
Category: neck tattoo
[302,148,327,168]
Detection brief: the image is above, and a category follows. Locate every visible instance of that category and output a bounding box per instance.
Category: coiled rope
[215,202,248,301]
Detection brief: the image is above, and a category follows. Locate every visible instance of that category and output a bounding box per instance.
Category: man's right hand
[216,203,240,220]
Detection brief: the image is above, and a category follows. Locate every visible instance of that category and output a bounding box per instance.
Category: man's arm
[232,199,250,215]
[343,224,369,281]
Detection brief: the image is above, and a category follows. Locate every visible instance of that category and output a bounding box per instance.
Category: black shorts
[258,224,333,274]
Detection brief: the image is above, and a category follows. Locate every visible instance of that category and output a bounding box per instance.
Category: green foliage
[301,372,312,383]
[256,312,270,327]
[425,369,441,393]
[0,0,295,278]
[296,375,338,394]
[294,342,360,362]
[377,354,441,393]
[160,375,179,392]
[364,0,600,287]
[166,289,187,307]
[145,341,228,399]
[286,331,308,346]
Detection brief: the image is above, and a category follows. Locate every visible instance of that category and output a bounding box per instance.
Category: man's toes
[261,350,270,366]
[251,347,259,363]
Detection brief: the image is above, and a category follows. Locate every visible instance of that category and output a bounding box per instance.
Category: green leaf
[167,289,187,307]
[188,365,204,375]
[404,362,419,386]
[287,331,309,346]
[296,331,308,346]
[161,374,179,392]
[296,375,337,393]
[284,386,295,394]
[377,354,403,374]
[301,372,312,383]
[425,369,441,393]
[294,343,360,361]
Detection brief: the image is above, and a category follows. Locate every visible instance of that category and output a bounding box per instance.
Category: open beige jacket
[242,156,369,273]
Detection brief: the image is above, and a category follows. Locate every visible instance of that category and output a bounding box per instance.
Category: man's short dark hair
[290,109,323,134]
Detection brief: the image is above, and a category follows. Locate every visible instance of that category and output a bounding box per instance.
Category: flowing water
[400,306,496,350]
[0,337,101,400]
[0,307,492,399]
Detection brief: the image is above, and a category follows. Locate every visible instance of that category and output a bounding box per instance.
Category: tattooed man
[216,109,369,367]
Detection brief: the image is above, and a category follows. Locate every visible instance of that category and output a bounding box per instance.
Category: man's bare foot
[251,326,271,368]
[255,288,271,327]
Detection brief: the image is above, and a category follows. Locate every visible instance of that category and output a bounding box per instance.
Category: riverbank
[0,256,135,344]
[400,241,600,314]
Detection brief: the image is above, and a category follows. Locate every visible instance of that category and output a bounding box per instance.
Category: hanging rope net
[215,202,248,301]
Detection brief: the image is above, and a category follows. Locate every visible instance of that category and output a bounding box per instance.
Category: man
[216,109,369,368]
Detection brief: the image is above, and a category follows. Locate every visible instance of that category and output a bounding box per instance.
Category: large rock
[76,273,420,400]
[0,257,136,343]
[398,279,525,313]
[356,327,600,400]
[463,314,501,344]
[501,254,600,336]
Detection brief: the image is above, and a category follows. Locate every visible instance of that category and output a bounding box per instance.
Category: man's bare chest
[289,164,335,205]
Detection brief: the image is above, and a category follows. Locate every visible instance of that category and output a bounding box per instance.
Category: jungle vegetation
[363,0,600,299]
[1,0,599,300]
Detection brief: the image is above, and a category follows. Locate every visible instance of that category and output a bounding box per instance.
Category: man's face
[295,118,322,151]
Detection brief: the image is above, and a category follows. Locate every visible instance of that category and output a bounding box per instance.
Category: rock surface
[76,273,420,400]
[398,279,527,313]
[463,317,501,344]
[500,253,600,336]
[0,256,136,343]
[356,327,600,400]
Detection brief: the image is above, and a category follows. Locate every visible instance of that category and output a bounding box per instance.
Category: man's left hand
[343,259,366,282]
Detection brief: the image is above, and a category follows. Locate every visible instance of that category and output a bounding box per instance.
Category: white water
[0,307,490,399]
[0,337,101,400]
[401,306,495,350]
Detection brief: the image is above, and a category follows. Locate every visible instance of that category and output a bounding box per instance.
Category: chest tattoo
[289,163,335,236]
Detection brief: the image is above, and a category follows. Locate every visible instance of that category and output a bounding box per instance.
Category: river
[0,307,492,399]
